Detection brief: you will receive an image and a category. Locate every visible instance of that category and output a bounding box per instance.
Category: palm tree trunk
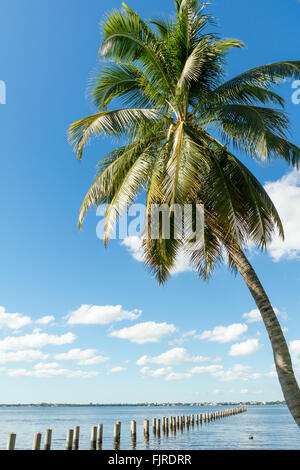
[230,246,300,427]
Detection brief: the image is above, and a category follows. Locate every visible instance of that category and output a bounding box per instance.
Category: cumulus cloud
[109,321,177,344]
[66,304,142,325]
[121,236,144,262]
[264,170,300,261]
[195,323,248,343]
[0,330,76,351]
[139,361,262,383]
[35,316,55,325]
[242,309,262,323]
[289,340,300,362]
[140,366,173,377]
[121,236,194,275]
[242,308,287,323]
[54,349,109,365]
[7,363,100,379]
[213,364,260,382]
[108,366,126,374]
[136,348,210,366]
[189,364,224,375]
[265,364,277,377]
[165,372,192,381]
[0,350,49,364]
[0,306,31,330]
[169,330,197,345]
[229,338,262,356]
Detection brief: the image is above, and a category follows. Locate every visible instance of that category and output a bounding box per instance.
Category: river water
[0,405,299,450]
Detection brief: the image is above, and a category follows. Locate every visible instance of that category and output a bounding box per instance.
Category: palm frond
[69,108,160,160]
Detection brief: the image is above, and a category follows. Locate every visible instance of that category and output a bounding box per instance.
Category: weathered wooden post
[90,426,97,451]
[152,418,156,435]
[73,426,80,450]
[97,424,103,450]
[66,429,73,451]
[7,433,16,451]
[113,423,120,448]
[32,432,42,450]
[131,420,136,441]
[44,429,52,451]
[180,415,184,429]
[117,422,121,444]
[144,419,149,440]
[165,417,169,434]
[157,418,161,437]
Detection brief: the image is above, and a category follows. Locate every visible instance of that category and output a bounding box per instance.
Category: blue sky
[0,0,300,403]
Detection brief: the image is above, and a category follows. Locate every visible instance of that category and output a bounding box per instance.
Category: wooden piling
[32,432,42,450]
[152,418,156,435]
[156,418,161,437]
[66,429,73,451]
[44,429,52,451]
[97,424,103,450]
[165,417,169,434]
[90,426,97,450]
[7,433,16,451]
[117,422,121,443]
[144,419,149,440]
[131,420,136,441]
[73,426,80,450]
[113,422,121,446]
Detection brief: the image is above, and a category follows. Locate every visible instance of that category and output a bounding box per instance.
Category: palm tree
[69,0,300,425]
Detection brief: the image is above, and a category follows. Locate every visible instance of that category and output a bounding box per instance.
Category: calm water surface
[0,405,299,450]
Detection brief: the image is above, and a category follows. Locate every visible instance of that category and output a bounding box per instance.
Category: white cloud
[0,350,49,364]
[109,366,126,373]
[34,362,61,369]
[0,330,76,351]
[229,338,262,356]
[242,309,262,323]
[169,330,196,345]
[240,389,248,394]
[165,372,192,381]
[53,349,109,365]
[189,365,224,375]
[121,236,144,262]
[265,364,277,377]
[213,364,258,382]
[0,306,31,330]
[109,321,177,344]
[121,236,194,275]
[264,170,300,261]
[242,308,287,323]
[137,348,210,366]
[35,316,55,325]
[289,340,300,362]
[66,304,142,325]
[195,323,248,343]
[140,366,173,377]
[7,364,100,379]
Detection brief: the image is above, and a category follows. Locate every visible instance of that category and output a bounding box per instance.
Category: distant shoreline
[0,401,286,407]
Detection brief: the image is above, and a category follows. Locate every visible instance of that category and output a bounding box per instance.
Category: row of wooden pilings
[6,407,246,450]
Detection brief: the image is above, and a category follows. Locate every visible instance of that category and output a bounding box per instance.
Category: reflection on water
[0,405,299,450]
